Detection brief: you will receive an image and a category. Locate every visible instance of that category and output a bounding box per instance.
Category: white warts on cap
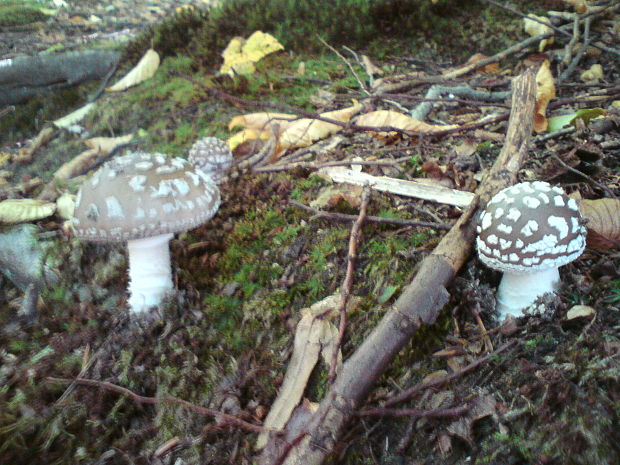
[520,220,539,236]
[547,216,569,239]
[106,196,125,218]
[129,175,147,192]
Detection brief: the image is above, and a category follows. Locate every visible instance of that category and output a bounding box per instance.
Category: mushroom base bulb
[496,267,560,321]
[127,233,174,313]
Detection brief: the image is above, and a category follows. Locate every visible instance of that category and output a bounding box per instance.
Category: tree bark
[0,50,118,105]
[259,68,537,465]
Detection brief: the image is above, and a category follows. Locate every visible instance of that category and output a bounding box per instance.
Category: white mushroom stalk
[127,233,173,312]
[476,181,586,321]
[496,267,560,319]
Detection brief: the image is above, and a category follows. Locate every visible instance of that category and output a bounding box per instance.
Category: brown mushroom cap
[188,136,233,178]
[72,151,220,242]
[476,181,586,273]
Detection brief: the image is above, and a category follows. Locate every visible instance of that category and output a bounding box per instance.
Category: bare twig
[254,157,408,173]
[317,37,370,96]
[46,377,268,434]
[562,15,580,67]
[479,0,620,56]
[551,153,616,198]
[329,187,371,383]
[357,404,469,419]
[379,340,516,408]
[442,33,553,79]
[289,200,452,231]
[560,17,592,81]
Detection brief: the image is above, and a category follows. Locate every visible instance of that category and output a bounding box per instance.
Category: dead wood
[0,50,119,106]
[258,68,537,465]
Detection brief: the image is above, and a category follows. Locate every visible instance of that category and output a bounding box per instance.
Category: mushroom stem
[126,233,174,313]
[496,268,560,321]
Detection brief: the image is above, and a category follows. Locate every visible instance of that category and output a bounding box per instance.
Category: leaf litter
[1,2,620,465]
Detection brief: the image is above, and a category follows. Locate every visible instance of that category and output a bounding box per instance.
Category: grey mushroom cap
[188,136,233,179]
[72,151,220,242]
[476,181,586,273]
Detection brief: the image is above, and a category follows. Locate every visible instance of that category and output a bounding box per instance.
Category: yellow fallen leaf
[227,128,270,151]
[355,110,458,136]
[524,14,554,52]
[53,102,96,129]
[534,60,556,133]
[580,64,603,82]
[220,31,284,76]
[106,49,160,92]
[228,112,296,134]
[278,100,362,151]
[84,134,134,154]
[0,199,56,224]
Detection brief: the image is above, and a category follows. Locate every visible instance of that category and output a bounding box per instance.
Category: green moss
[0,3,47,27]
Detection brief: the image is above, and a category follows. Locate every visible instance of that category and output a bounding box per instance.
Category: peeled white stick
[320,167,475,208]
[496,267,560,321]
[127,233,174,313]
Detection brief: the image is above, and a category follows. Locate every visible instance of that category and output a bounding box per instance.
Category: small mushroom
[72,151,220,313]
[188,136,233,181]
[476,181,586,321]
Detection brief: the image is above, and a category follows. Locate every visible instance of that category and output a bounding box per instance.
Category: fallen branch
[258,68,537,465]
[320,167,476,208]
[289,200,452,231]
[46,377,268,434]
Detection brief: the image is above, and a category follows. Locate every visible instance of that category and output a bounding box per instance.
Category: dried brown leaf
[278,101,362,151]
[579,198,620,249]
[356,110,458,137]
[533,60,556,132]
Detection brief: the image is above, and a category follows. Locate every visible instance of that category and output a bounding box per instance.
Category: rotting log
[258,68,537,465]
[0,50,118,106]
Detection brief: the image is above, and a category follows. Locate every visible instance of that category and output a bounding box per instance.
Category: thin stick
[289,200,452,231]
[479,0,620,56]
[442,33,553,79]
[551,153,616,198]
[357,404,469,419]
[378,341,516,408]
[328,187,371,383]
[46,377,268,434]
[254,157,407,173]
[318,37,370,96]
[560,17,591,82]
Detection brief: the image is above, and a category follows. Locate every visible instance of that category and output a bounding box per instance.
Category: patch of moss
[0,3,47,27]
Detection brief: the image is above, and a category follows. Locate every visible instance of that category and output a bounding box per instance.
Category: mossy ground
[1,1,619,464]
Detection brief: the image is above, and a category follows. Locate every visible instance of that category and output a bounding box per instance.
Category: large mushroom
[72,151,220,313]
[476,181,586,321]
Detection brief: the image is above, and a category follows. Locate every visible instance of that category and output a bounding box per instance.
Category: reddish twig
[379,340,516,408]
[289,200,452,231]
[357,404,469,419]
[328,187,372,383]
[46,377,268,434]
